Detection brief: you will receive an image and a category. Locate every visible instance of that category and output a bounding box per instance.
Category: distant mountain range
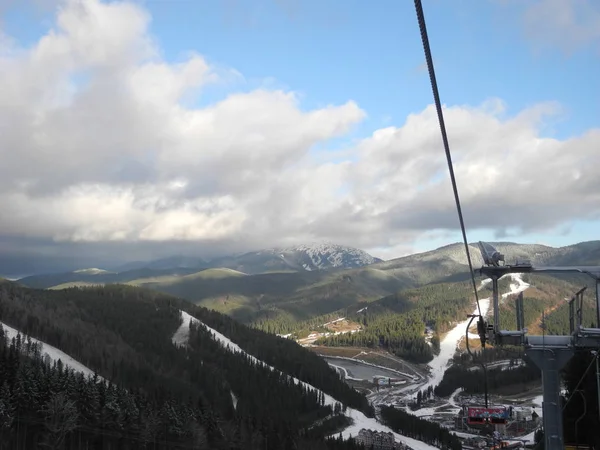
[16,240,600,328]
[209,243,382,274]
[109,243,382,274]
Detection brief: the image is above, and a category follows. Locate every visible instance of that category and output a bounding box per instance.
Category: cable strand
[413,0,481,317]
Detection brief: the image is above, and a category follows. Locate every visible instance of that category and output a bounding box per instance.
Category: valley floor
[314,274,542,447]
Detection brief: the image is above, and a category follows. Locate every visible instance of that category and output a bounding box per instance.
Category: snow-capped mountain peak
[270,243,382,271]
[73,268,112,275]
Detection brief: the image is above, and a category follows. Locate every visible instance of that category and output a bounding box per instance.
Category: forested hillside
[17,241,600,338]
[497,274,596,333]
[0,281,370,449]
[18,267,201,290]
[435,273,597,398]
[380,406,462,450]
[433,361,541,397]
[313,281,476,363]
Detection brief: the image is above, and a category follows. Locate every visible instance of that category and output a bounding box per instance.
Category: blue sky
[139,0,599,251]
[144,0,599,133]
[0,0,599,270]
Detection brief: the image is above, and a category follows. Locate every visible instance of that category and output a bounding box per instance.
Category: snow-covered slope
[172,311,436,450]
[209,243,382,274]
[420,278,493,394]
[403,274,531,418]
[278,243,382,270]
[423,274,530,394]
[501,274,530,300]
[1,321,100,379]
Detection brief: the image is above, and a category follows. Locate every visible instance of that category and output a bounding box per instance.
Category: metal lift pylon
[476,242,600,450]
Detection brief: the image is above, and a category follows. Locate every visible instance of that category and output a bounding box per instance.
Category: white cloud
[0,0,599,270]
[520,0,600,55]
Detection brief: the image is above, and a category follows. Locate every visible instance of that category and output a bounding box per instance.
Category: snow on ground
[448,388,461,408]
[466,359,525,372]
[171,311,437,450]
[420,295,491,394]
[340,408,437,450]
[73,268,111,274]
[501,274,530,300]
[403,274,530,419]
[172,310,197,347]
[452,431,480,439]
[323,317,345,327]
[505,429,537,445]
[410,406,440,418]
[1,321,100,379]
[421,274,529,394]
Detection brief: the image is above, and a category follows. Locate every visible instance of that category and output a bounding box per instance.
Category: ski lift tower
[476,242,600,450]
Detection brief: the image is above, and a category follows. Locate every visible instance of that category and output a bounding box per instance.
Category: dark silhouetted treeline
[434,362,541,397]
[0,281,368,449]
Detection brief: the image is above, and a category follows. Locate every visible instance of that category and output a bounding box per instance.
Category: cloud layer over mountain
[0,0,599,274]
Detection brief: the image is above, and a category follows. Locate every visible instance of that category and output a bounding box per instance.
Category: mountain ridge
[15,240,600,332]
[209,243,382,274]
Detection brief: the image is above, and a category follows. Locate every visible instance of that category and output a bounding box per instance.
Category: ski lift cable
[413,0,490,409]
[412,0,482,318]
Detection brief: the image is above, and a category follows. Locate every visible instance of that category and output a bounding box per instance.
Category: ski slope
[400,274,531,421]
[419,279,492,394]
[1,321,100,379]
[172,311,437,450]
[420,274,530,395]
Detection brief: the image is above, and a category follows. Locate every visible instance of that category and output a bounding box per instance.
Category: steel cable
[413,0,482,317]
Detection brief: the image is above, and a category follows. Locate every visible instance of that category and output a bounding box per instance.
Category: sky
[0,0,599,276]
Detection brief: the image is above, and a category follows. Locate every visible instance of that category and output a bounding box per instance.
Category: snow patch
[172,311,197,347]
[501,274,530,300]
[448,388,461,408]
[323,317,345,327]
[73,268,111,274]
[1,321,100,379]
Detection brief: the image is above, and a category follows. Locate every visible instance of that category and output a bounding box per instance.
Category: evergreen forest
[0,281,370,449]
[380,406,462,450]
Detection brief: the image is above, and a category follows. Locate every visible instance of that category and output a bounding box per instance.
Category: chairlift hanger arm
[477,264,600,280]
